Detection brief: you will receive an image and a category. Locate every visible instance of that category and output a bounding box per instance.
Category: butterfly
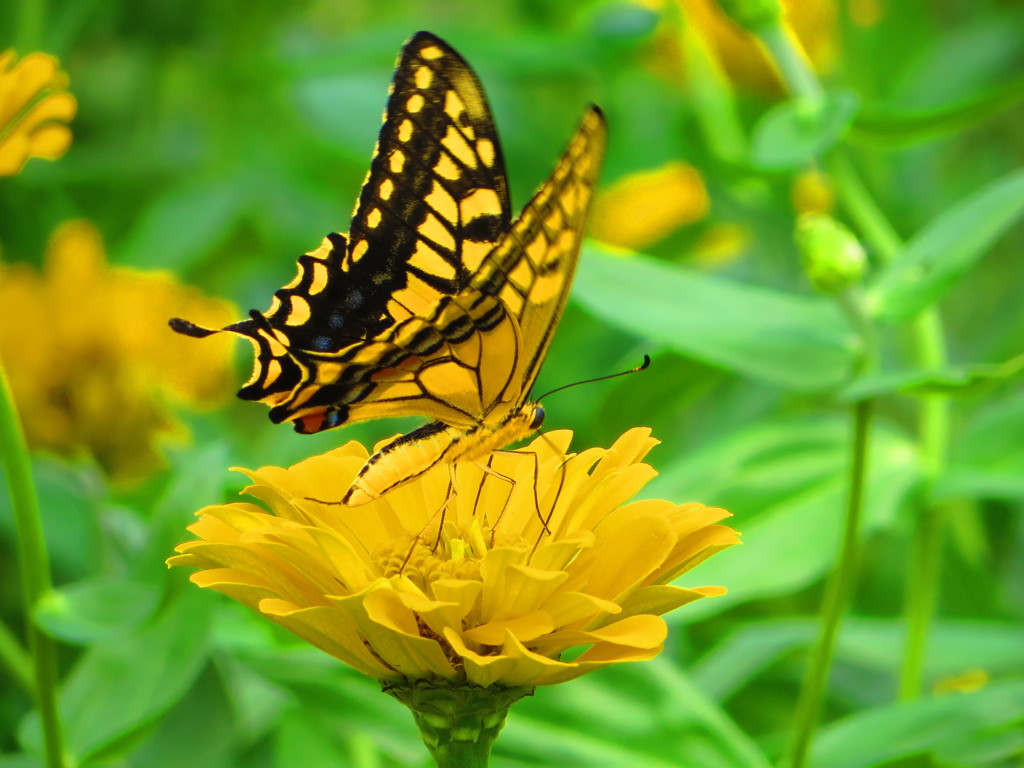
[171,31,606,506]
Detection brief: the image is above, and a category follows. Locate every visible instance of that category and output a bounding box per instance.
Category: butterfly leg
[396,464,459,572]
[471,455,517,544]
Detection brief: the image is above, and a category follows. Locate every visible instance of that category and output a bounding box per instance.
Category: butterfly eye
[529,406,545,431]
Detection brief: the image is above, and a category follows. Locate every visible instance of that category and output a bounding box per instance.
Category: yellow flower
[0,50,76,176]
[169,429,738,688]
[679,0,836,93]
[591,162,710,250]
[792,168,835,215]
[0,220,236,482]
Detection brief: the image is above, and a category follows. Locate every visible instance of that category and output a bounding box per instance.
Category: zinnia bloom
[0,220,236,482]
[0,50,76,176]
[591,162,710,250]
[169,428,738,688]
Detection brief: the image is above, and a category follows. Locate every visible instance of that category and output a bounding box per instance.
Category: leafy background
[1,0,1023,766]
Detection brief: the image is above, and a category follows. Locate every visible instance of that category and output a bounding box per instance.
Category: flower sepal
[384,678,534,768]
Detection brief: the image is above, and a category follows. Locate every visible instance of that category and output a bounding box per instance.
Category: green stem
[787,398,874,768]
[0,617,34,694]
[756,21,825,116]
[825,152,902,263]
[677,13,748,164]
[824,87,952,706]
[898,312,950,701]
[0,363,67,768]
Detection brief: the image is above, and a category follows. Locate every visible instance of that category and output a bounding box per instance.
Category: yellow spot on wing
[366,208,382,228]
[261,330,287,358]
[420,45,443,60]
[461,187,502,220]
[461,240,491,272]
[315,362,343,383]
[306,238,333,260]
[443,126,476,168]
[409,241,455,280]
[435,153,460,181]
[262,358,282,388]
[389,151,406,173]
[415,66,433,89]
[398,120,414,143]
[476,137,495,168]
[407,93,425,113]
[286,295,311,326]
[421,212,456,251]
[379,178,394,200]
[350,239,369,262]
[309,261,329,295]
[425,181,458,222]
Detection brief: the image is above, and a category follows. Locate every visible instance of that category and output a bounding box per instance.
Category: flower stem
[829,152,952,702]
[825,153,902,263]
[898,311,950,701]
[384,680,532,768]
[0,617,34,694]
[0,363,67,768]
[787,397,874,768]
[756,21,825,116]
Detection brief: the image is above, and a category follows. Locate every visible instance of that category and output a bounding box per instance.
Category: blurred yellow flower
[792,168,835,215]
[0,220,236,482]
[679,0,836,93]
[170,428,738,688]
[0,50,76,176]
[592,162,710,250]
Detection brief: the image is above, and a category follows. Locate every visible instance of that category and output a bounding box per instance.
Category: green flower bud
[384,679,534,768]
[796,214,867,294]
[712,0,781,33]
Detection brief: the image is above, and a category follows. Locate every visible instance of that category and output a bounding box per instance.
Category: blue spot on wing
[312,335,333,351]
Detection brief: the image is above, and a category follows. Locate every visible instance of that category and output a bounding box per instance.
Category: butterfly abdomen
[344,404,544,506]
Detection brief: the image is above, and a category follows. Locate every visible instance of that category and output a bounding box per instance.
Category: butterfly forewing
[191,32,516,421]
[346,32,511,326]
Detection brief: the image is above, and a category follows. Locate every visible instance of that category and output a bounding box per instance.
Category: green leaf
[0,756,43,768]
[840,353,1024,400]
[241,648,426,766]
[812,679,1024,768]
[19,588,212,762]
[868,168,1024,322]
[35,578,160,644]
[501,659,771,768]
[275,710,349,768]
[650,417,917,621]
[693,619,1024,703]
[575,244,857,390]
[123,664,237,768]
[940,393,1024,501]
[853,73,1024,147]
[115,176,249,272]
[749,90,859,170]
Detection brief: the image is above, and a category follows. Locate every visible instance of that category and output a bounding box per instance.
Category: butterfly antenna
[537,354,651,401]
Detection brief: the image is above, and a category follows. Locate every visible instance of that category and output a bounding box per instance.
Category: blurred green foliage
[1,0,1023,766]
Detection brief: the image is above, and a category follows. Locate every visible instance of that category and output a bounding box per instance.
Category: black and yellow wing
[343,107,607,504]
[172,31,512,426]
[171,32,607,505]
